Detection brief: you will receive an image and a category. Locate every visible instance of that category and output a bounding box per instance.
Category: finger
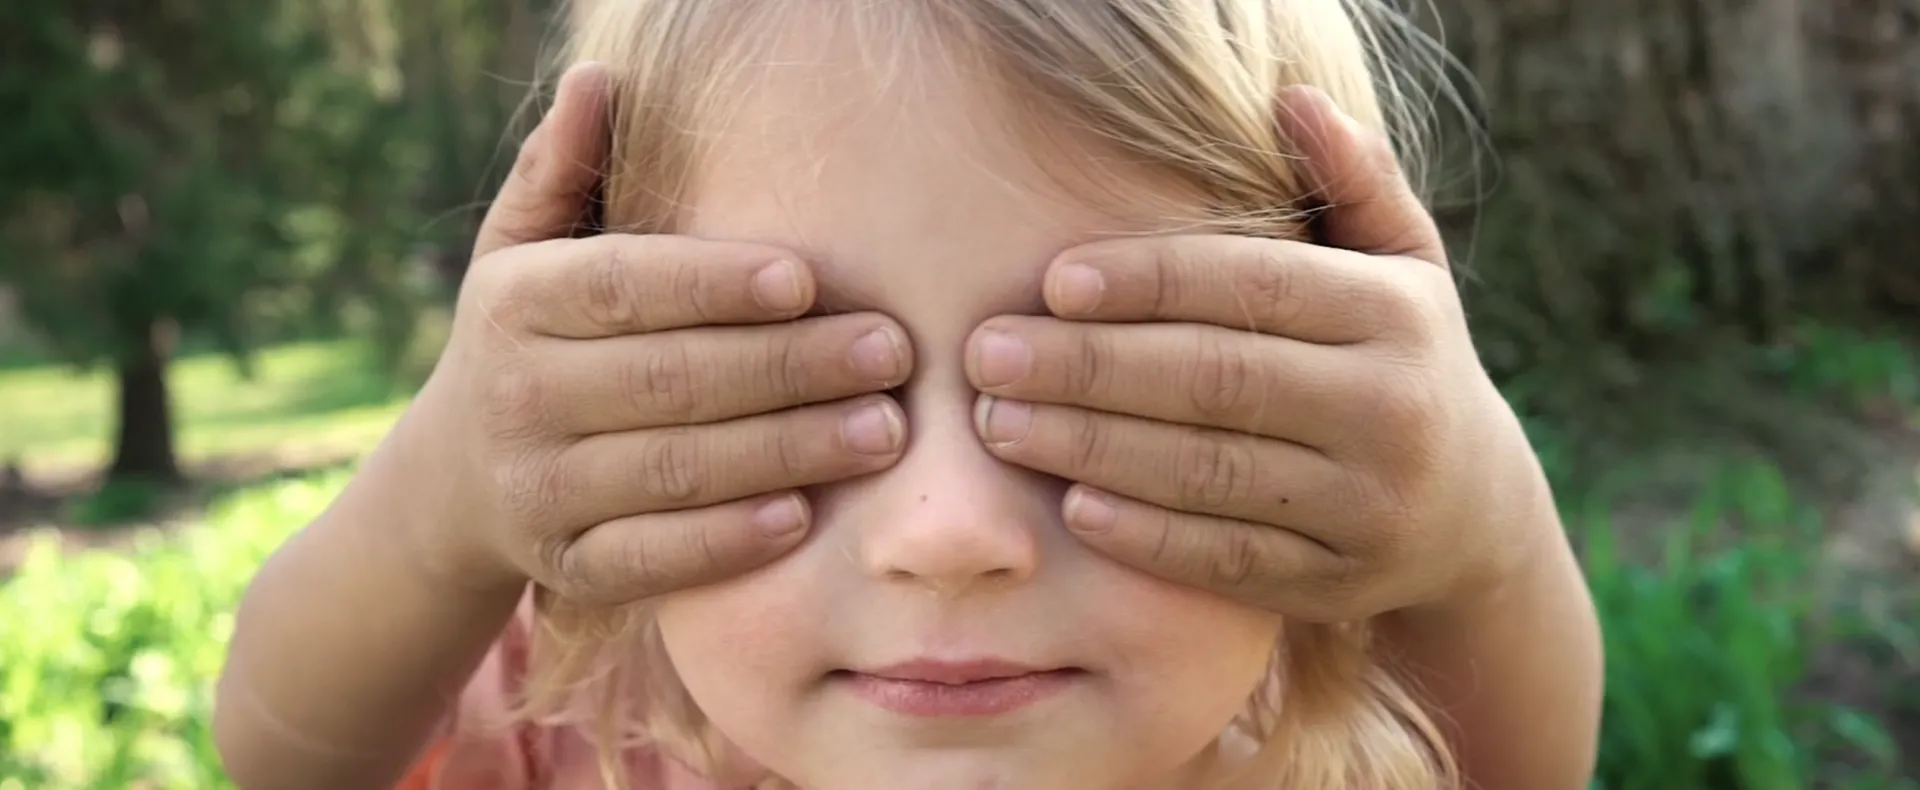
[967,317,1366,451]
[1042,234,1446,345]
[473,61,612,260]
[1058,485,1374,622]
[1274,85,1448,269]
[556,394,906,528]
[972,398,1374,542]
[549,491,812,605]
[498,235,818,338]
[538,315,910,435]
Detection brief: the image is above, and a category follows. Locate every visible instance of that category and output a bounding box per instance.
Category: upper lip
[856,658,1060,685]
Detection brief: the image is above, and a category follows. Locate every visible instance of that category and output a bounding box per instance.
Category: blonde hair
[501,2,1463,789]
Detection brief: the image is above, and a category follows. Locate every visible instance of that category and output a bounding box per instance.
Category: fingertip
[1044,261,1107,317]
[1275,84,1353,191]
[752,491,811,540]
[1063,486,1119,535]
[750,258,813,314]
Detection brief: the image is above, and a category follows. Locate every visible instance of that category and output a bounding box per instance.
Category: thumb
[472,61,612,261]
[1276,86,1448,269]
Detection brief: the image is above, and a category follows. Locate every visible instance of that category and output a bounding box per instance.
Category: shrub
[0,470,342,790]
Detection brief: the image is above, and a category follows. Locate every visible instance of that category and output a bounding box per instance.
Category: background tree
[1426,0,1920,382]
[0,0,545,486]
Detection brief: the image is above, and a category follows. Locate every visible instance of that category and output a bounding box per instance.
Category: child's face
[652,18,1282,790]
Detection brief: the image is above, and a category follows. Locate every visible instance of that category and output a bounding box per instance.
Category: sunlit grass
[0,341,408,474]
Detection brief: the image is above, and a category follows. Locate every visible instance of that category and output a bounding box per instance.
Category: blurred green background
[1,1,1917,788]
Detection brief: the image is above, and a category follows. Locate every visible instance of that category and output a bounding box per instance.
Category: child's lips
[833,657,1087,717]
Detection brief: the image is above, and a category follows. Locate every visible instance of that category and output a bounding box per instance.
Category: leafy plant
[1581,461,1914,790]
[0,470,342,789]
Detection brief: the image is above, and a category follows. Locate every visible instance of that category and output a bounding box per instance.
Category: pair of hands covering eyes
[412,62,1557,634]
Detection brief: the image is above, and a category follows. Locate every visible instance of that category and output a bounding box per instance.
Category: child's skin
[215,63,1601,790]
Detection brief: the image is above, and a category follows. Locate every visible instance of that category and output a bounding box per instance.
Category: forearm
[1379,486,1604,790]
[214,414,523,790]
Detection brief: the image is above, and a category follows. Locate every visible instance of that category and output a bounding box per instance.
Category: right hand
[405,61,913,604]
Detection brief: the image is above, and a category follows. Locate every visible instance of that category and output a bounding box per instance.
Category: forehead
[675,12,1168,317]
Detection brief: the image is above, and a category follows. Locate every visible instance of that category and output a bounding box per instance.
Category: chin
[783,749,1113,790]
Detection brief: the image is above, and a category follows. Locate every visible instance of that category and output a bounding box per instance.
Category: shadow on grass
[0,450,360,538]
[184,345,412,433]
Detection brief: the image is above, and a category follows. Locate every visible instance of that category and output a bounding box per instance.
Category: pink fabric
[397,589,737,790]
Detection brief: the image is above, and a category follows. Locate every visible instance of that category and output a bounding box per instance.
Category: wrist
[1422,447,1570,623]
[341,397,527,599]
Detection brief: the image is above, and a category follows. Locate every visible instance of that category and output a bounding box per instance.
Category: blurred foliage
[0,0,550,482]
[0,472,342,790]
[1575,460,1913,790]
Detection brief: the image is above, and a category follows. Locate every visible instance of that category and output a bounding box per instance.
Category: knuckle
[677,257,718,325]
[1186,331,1259,425]
[481,359,551,439]
[1376,272,1448,346]
[1238,252,1304,330]
[632,429,706,507]
[1151,243,1200,315]
[542,538,588,596]
[764,331,810,404]
[1204,527,1264,591]
[769,421,813,481]
[1065,410,1112,474]
[1344,473,1418,560]
[546,538,601,601]
[583,247,646,332]
[497,446,570,531]
[1174,428,1255,512]
[684,522,723,584]
[479,261,541,329]
[1364,364,1443,442]
[626,342,698,425]
[1070,330,1111,401]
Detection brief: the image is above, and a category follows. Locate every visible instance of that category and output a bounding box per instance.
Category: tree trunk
[1429,0,1920,361]
[106,316,182,485]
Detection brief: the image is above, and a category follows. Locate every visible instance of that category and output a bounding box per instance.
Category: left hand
[965,87,1549,622]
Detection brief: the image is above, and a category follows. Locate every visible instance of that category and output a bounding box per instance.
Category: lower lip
[839,670,1081,717]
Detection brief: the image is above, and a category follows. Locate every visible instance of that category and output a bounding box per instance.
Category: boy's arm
[1377,474,1605,790]
[214,416,526,790]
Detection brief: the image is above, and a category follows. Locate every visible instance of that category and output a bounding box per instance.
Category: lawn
[0,340,1916,789]
[0,340,409,476]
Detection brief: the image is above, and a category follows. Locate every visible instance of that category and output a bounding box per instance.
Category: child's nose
[856,402,1044,594]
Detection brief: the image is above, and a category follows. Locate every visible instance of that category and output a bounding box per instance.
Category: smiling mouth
[833,659,1087,718]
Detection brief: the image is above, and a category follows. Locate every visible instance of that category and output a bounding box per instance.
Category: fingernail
[843,401,904,456]
[751,260,806,313]
[753,494,808,538]
[1049,263,1105,316]
[849,326,906,384]
[972,330,1031,388]
[973,396,1032,446]
[1064,488,1118,534]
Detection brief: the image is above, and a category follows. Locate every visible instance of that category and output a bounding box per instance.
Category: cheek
[652,552,840,745]
[1078,565,1283,743]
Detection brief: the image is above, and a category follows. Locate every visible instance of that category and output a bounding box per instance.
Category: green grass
[0,340,409,473]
